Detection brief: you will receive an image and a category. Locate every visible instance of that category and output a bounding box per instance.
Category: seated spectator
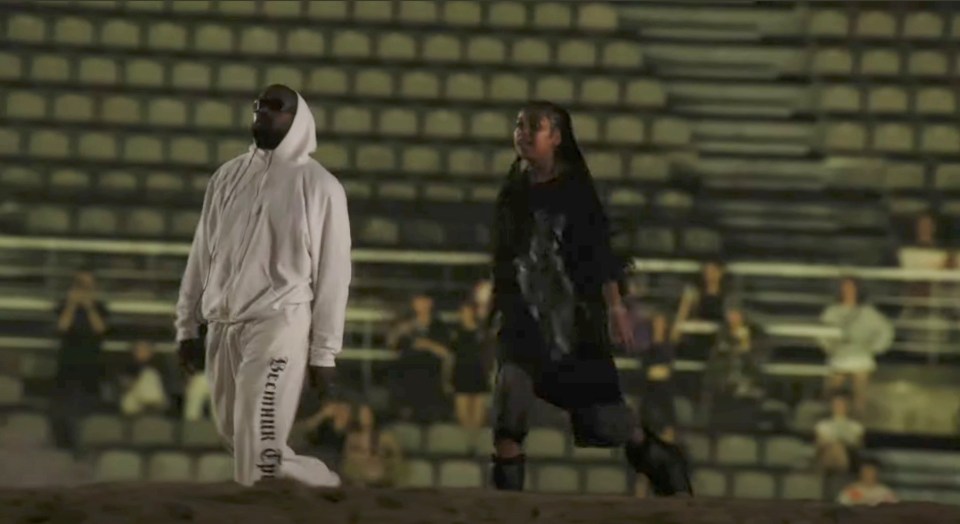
[814,392,864,473]
[182,372,210,421]
[674,259,733,360]
[302,399,354,468]
[450,298,492,430]
[837,458,898,506]
[119,341,169,416]
[819,278,894,415]
[675,259,731,324]
[341,404,404,487]
[387,294,452,423]
[705,307,766,400]
[637,309,678,442]
[51,270,109,448]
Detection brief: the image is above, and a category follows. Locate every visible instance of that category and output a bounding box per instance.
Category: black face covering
[251,84,298,150]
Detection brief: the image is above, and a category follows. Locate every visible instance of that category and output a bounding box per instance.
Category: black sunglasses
[253,97,294,113]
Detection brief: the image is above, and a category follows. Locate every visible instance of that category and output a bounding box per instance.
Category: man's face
[411,295,433,317]
[251,85,298,150]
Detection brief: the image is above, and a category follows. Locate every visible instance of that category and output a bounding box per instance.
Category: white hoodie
[175,91,352,368]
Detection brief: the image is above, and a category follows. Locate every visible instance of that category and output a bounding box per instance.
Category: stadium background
[0,0,959,505]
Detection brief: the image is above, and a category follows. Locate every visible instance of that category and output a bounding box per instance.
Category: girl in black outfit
[488,101,691,496]
[450,299,492,430]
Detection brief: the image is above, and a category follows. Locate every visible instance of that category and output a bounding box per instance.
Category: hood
[249,90,317,164]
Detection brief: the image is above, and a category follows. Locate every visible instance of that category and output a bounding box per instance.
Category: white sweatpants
[206,303,341,487]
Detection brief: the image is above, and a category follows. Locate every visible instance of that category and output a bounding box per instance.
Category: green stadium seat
[916,87,956,115]
[356,144,396,171]
[693,468,727,497]
[332,30,371,58]
[513,38,551,65]
[29,130,71,159]
[126,58,164,87]
[581,77,620,106]
[471,111,510,139]
[386,422,422,453]
[126,208,166,237]
[904,12,944,39]
[489,73,528,102]
[824,122,866,151]
[379,108,418,136]
[180,420,221,448]
[80,415,125,447]
[426,423,473,455]
[402,459,434,487]
[77,207,118,236]
[359,217,399,245]
[100,171,138,195]
[488,1,527,28]
[466,36,506,64]
[573,113,600,142]
[0,52,22,80]
[54,17,94,45]
[101,19,139,48]
[444,1,482,26]
[79,57,119,85]
[7,14,46,43]
[145,172,185,195]
[0,376,24,406]
[438,460,482,488]
[51,169,91,192]
[578,3,618,31]
[148,22,187,51]
[240,26,280,55]
[378,32,416,60]
[306,0,347,19]
[171,211,201,239]
[605,115,645,145]
[400,71,440,99]
[733,470,776,499]
[147,451,192,482]
[125,135,164,163]
[398,0,437,24]
[217,0,256,15]
[406,219,447,245]
[652,118,691,146]
[716,434,759,465]
[860,49,901,76]
[534,3,572,29]
[602,41,644,69]
[423,34,462,63]
[217,63,257,91]
[353,0,392,21]
[636,227,675,254]
[820,84,860,112]
[5,90,46,120]
[54,94,94,122]
[535,76,574,104]
[909,50,949,76]
[781,473,824,500]
[813,49,852,75]
[424,110,465,138]
[856,11,896,38]
[263,0,302,18]
[195,24,233,53]
[356,69,394,98]
[873,123,914,153]
[446,72,485,101]
[809,10,847,37]
[196,453,233,482]
[626,79,666,107]
[587,151,624,179]
[525,428,566,459]
[31,55,71,82]
[763,436,814,468]
[286,28,323,57]
[536,464,579,493]
[921,125,960,153]
[584,466,627,494]
[868,86,908,114]
[95,450,143,482]
[4,412,51,444]
[308,67,349,95]
[123,0,163,10]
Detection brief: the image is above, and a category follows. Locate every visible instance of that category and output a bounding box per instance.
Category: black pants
[492,360,634,448]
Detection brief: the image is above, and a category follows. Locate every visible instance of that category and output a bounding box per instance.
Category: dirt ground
[1,480,959,524]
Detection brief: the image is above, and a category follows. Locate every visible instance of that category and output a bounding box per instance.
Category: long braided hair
[490,101,605,317]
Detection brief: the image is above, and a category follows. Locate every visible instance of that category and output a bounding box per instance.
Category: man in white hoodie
[175,85,351,487]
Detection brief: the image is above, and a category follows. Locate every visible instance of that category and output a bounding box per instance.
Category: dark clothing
[639,343,677,433]
[695,291,725,322]
[492,166,624,411]
[490,163,632,452]
[308,418,349,469]
[450,326,490,394]
[390,318,450,422]
[51,299,108,449]
[54,299,108,394]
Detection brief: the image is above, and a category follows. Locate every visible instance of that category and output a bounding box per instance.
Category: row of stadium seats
[624,5,959,41]
[807,9,960,40]
[16,204,718,254]
[810,47,960,78]
[4,30,644,70]
[1,411,223,449]
[1,167,691,207]
[0,119,691,165]
[24,1,621,32]
[1,70,666,108]
[819,84,958,116]
[822,121,960,154]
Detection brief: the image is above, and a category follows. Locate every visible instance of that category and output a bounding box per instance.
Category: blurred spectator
[302,399,354,468]
[814,392,864,473]
[675,259,731,324]
[674,259,733,361]
[341,404,404,487]
[704,307,767,400]
[473,279,494,326]
[819,278,894,415]
[450,299,491,430]
[837,458,898,506]
[51,270,109,448]
[119,341,169,416]
[637,310,678,442]
[182,372,211,421]
[387,294,452,423]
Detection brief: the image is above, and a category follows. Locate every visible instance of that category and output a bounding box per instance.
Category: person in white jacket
[819,277,894,416]
[174,84,351,487]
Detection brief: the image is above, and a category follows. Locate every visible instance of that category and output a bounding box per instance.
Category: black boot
[625,429,693,496]
[491,454,526,491]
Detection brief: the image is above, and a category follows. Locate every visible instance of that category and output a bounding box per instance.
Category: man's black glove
[308,365,337,404]
[178,338,205,375]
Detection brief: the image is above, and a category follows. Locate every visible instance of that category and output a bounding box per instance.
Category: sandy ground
[1,480,959,524]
